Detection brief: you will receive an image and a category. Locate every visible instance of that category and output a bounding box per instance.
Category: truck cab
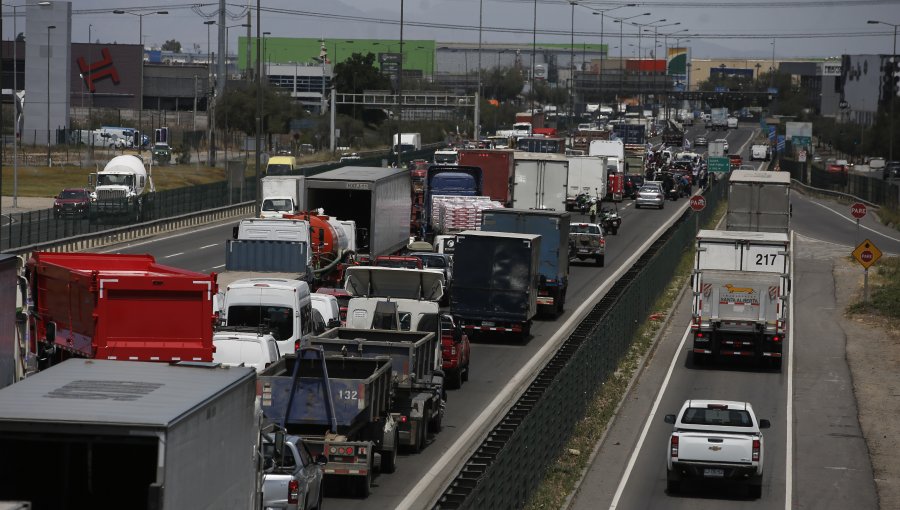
[220,278,314,356]
[265,156,297,176]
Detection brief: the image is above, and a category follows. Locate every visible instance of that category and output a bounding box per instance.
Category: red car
[53,188,91,218]
[441,314,471,389]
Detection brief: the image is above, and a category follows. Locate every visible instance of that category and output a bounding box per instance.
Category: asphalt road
[568,157,883,509]
[95,124,759,509]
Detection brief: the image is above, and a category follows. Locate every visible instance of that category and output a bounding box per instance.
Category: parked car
[635,184,665,209]
[263,432,327,510]
[440,313,471,389]
[53,188,91,218]
[693,136,708,147]
[664,399,770,498]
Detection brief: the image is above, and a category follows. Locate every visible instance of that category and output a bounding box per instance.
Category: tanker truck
[89,154,155,222]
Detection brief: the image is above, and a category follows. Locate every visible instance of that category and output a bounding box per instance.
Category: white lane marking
[398,199,693,510]
[163,252,184,258]
[198,243,218,250]
[785,230,795,510]
[96,218,246,253]
[608,324,691,510]
[806,198,900,243]
[213,264,225,269]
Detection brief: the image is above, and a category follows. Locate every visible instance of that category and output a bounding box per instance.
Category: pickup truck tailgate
[677,431,755,464]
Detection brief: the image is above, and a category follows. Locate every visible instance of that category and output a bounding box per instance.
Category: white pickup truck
[664,399,771,498]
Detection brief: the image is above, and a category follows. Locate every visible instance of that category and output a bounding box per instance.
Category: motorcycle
[599,205,621,235]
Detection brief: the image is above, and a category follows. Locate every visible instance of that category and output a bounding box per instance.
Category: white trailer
[566,155,608,209]
[726,170,792,234]
[512,152,569,211]
[691,230,791,369]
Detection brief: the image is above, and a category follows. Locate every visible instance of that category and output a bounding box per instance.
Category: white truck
[511,152,569,211]
[710,108,729,131]
[566,156,608,210]
[260,175,305,219]
[664,399,771,498]
[750,143,771,161]
[89,154,155,222]
[691,229,790,369]
[393,132,422,152]
[588,139,625,175]
[726,170,792,234]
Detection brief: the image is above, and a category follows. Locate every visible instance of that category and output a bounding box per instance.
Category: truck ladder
[282,347,339,434]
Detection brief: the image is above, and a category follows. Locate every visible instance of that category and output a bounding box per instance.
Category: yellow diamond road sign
[852,239,882,269]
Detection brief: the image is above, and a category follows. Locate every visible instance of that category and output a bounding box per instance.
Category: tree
[161,39,181,53]
[483,66,525,103]
[333,52,394,125]
[215,83,305,135]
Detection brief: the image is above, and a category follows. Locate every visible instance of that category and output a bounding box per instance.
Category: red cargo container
[607,172,624,202]
[28,252,217,366]
[457,149,515,206]
[625,59,666,73]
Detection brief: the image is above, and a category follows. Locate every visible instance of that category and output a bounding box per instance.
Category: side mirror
[232,226,239,239]
[273,429,285,459]
[315,454,328,466]
[664,414,676,424]
[758,419,771,429]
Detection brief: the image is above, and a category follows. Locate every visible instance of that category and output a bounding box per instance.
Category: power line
[503,0,900,7]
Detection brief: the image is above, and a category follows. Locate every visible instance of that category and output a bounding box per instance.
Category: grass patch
[847,256,900,320]
[876,207,900,231]
[525,205,724,510]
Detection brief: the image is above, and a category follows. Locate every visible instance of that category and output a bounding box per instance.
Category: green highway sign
[792,135,811,147]
[708,157,731,173]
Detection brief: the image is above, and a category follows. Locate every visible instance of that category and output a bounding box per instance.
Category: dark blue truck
[423,165,484,240]
[480,209,571,316]
[449,231,541,340]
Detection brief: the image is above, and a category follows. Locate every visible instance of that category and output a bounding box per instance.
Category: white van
[311,293,341,329]
[220,278,314,355]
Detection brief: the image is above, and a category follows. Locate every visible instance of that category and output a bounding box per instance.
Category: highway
[97,124,760,508]
[568,142,887,509]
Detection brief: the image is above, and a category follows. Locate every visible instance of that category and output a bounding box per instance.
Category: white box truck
[260,175,305,218]
[512,152,569,211]
[726,170,792,234]
[566,155,608,210]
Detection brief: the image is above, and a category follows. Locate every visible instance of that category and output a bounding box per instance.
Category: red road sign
[860,250,874,263]
[689,195,707,212]
[851,202,867,219]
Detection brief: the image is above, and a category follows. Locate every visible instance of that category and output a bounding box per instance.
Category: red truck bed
[457,149,514,206]
[29,252,217,363]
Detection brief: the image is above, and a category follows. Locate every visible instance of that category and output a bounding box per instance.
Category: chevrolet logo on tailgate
[708,445,723,451]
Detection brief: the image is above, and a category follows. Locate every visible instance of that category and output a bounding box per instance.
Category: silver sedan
[635,185,665,209]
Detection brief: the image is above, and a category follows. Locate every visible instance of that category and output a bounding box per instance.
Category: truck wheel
[596,255,605,267]
[769,358,783,371]
[356,473,371,498]
[462,363,470,382]
[748,479,763,499]
[692,352,708,367]
[611,227,618,235]
[666,479,680,494]
[447,368,463,390]
[415,419,429,453]
[381,431,398,474]
[430,406,443,434]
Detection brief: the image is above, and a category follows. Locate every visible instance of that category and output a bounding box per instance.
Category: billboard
[667,47,688,76]
[785,122,813,140]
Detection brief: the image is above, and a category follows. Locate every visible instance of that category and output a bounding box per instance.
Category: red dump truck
[27,252,217,368]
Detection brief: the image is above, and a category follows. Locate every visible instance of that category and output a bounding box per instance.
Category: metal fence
[782,158,900,210]
[435,178,727,509]
[1,177,258,252]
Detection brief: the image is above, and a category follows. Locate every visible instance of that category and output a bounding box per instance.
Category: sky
[21,0,900,60]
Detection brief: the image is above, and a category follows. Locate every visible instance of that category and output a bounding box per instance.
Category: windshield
[681,407,753,427]
[571,224,602,234]
[417,256,446,268]
[59,190,87,199]
[434,153,457,164]
[227,305,293,341]
[266,164,292,176]
[639,186,661,193]
[262,198,293,212]
[97,174,134,187]
[375,259,421,269]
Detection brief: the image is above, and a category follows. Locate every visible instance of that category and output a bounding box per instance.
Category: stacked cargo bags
[430,196,504,235]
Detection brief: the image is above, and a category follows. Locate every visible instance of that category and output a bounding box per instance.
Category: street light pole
[570,1,576,123]
[46,24,55,165]
[113,9,168,146]
[475,0,483,140]
[531,0,537,114]
[591,4,635,107]
[868,20,898,161]
[612,12,650,107]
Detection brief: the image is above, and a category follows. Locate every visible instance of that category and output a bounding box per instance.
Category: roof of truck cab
[455,230,541,241]
[308,166,407,182]
[729,169,791,184]
[697,229,790,243]
[0,359,254,430]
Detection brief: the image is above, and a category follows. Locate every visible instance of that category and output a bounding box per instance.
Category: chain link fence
[435,177,727,509]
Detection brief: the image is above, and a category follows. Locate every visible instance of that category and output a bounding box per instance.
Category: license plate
[482,321,495,327]
[703,468,725,478]
[578,249,591,254]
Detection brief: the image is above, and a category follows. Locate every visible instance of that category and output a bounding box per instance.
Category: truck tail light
[696,332,704,338]
[752,439,760,461]
[670,436,679,458]
[295,339,301,352]
[288,479,299,504]
[772,335,782,342]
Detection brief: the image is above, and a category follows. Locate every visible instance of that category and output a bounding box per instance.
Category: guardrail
[429,178,728,509]
[5,201,255,258]
[782,157,899,210]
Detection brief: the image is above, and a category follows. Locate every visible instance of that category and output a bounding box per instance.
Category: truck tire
[381,431,398,474]
[356,473,371,498]
[462,363,470,382]
[447,368,463,389]
[429,405,443,434]
[415,419,429,453]
[692,351,708,367]
[769,357,783,371]
[596,255,605,267]
[748,478,763,499]
[666,471,681,494]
